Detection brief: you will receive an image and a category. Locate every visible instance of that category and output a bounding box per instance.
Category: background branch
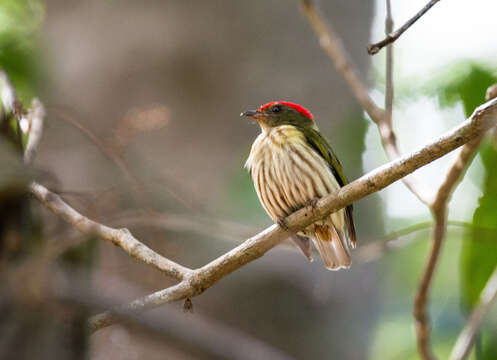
[299,0,385,123]
[30,182,192,281]
[413,137,483,359]
[449,265,497,360]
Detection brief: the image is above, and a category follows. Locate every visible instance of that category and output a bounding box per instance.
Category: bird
[242,101,356,270]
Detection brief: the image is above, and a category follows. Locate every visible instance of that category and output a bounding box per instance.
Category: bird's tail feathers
[313,224,351,270]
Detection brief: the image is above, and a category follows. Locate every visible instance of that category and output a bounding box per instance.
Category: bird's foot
[306,197,319,212]
[277,217,289,231]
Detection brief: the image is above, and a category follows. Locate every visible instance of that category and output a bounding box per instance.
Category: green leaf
[432,62,497,117]
[431,61,497,359]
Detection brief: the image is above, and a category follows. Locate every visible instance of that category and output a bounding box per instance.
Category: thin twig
[356,220,497,264]
[49,107,150,203]
[413,137,483,360]
[382,0,432,205]
[89,97,497,331]
[299,0,385,123]
[50,106,191,209]
[108,210,255,242]
[368,0,442,55]
[299,0,431,205]
[384,0,394,127]
[29,182,192,281]
[449,266,497,360]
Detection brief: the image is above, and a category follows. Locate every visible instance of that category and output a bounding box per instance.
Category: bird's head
[241,101,314,131]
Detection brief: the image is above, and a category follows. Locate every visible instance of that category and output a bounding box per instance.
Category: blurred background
[1,0,496,359]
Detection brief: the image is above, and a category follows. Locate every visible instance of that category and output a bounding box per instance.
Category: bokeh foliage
[371,62,497,360]
[436,62,497,359]
[0,0,44,101]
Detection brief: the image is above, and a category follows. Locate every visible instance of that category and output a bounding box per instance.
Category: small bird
[242,101,356,270]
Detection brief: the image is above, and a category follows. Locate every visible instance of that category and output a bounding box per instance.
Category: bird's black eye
[272,105,281,113]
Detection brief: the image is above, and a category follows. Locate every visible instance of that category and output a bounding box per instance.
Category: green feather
[300,126,357,245]
[300,127,348,186]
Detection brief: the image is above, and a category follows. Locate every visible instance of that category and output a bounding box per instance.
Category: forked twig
[368,0,442,55]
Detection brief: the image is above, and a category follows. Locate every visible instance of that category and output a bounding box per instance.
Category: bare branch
[89,97,497,331]
[299,0,385,123]
[357,221,497,264]
[384,0,394,124]
[50,108,150,201]
[368,0,442,55]
[50,107,191,209]
[413,137,483,359]
[29,182,192,281]
[449,266,497,360]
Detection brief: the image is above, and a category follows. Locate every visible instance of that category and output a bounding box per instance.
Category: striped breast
[245,125,344,230]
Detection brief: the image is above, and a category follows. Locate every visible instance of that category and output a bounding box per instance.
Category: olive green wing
[302,127,357,247]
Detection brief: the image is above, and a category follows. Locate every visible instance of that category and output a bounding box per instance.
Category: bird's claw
[306,197,319,212]
[277,217,289,231]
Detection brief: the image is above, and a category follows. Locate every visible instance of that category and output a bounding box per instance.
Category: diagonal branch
[30,182,192,281]
[449,265,497,360]
[299,0,385,123]
[0,71,192,282]
[413,137,483,360]
[89,97,497,332]
[368,0,442,55]
[412,83,497,357]
[384,0,394,126]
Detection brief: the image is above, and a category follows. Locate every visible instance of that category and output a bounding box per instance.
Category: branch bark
[368,0,442,55]
[30,182,192,281]
[88,97,497,332]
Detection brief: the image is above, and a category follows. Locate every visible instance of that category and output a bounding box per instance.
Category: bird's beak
[240,109,262,118]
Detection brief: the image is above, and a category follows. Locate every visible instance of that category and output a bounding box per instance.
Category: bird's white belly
[250,134,345,231]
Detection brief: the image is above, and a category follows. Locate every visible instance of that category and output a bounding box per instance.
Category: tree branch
[368,0,442,55]
[299,0,385,123]
[413,137,483,359]
[449,266,497,360]
[29,182,192,281]
[384,0,394,125]
[89,97,497,332]
[0,71,191,281]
